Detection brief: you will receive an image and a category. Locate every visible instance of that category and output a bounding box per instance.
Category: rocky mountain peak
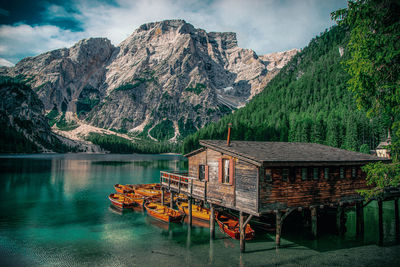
[3,19,298,143]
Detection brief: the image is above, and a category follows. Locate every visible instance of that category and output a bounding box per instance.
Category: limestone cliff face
[5,20,297,141]
[0,78,102,152]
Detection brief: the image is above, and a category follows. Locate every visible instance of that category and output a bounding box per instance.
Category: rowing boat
[134,188,161,197]
[144,202,182,223]
[215,212,255,240]
[177,202,211,221]
[108,193,136,210]
[114,184,134,194]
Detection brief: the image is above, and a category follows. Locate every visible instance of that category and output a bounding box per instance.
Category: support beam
[170,191,174,209]
[240,211,245,253]
[210,204,215,239]
[188,197,193,226]
[378,200,383,245]
[311,207,317,239]
[275,210,282,247]
[161,188,164,206]
[356,201,364,238]
[395,199,399,243]
[336,206,345,235]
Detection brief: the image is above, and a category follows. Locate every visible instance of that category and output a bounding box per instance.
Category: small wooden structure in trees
[160,139,395,252]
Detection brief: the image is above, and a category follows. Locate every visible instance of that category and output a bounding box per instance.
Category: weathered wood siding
[187,148,259,214]
[234,159,258,212]
[259,166,368,212]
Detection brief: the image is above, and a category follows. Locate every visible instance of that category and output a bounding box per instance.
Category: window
[340,167,344,179]
[199,165,205,181]
[289,168,296,182]
[302,168,307,181]
[265,168,272,182]
[324,168,329,179]
[352,167,356,179]
[282,169,289,181]
[222,159,230,184]
[313,168,319,180]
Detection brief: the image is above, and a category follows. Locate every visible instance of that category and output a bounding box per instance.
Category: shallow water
[0,154,399,266]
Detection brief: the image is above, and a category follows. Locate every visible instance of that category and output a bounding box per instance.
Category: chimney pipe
[227,123,232,146]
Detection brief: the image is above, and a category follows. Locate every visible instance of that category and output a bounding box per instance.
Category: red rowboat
[144,202,182,223]
[215,212,255,240]
[108,193,136,210]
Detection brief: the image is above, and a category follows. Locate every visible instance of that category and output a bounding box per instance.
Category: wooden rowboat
[124,192,146,206]
[135,188,161,197]
[215,212,255,240]
[114,184,134,194]
[177,202,211,221]
[144,202,182,223]
[108,193,136,210]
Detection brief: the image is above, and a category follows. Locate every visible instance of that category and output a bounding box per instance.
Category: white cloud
[0,0,347,64]
[0,24,84,64]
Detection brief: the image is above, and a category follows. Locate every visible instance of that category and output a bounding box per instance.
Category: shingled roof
[198,140,390,166]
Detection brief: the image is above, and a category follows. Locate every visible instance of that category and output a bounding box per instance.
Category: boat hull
[178,202,211,221]
[145,202,182,223]
[215,212,255,240]
[108,193,136,210]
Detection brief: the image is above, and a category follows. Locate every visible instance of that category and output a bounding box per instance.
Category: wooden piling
[311,207,317,239]
[170,191,174,209]
[161,188,164,206]
[395,199,399,242]
[188,197,193,226]
[210,204,215,239]
[275,210,281,247]
[356,201,364,238]
[336,205,345,235]
[239,211,245,252]
[378,200,383,245]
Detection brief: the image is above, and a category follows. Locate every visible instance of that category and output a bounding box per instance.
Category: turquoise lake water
[0,154,399,266]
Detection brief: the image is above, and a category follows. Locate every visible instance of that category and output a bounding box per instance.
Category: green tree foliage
[332,0,400,200]
[182,25,386,154]
[149,120,175,141]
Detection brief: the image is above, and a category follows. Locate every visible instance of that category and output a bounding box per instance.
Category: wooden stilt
[210,204,215,239]
[188,197,193,226]
[336,206,345,235]
[239,211,245,252]
[356,201,364,238]
[275,210,281,247]
[170,191,174,209]
[378,200,383,245]
[161,188,164,206]
[311,207,317,239]
[395,199,399,242]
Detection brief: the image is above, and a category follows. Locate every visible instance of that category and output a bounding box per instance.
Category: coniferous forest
[182,26,387,154]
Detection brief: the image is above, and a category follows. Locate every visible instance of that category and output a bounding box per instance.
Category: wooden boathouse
[160,139,396,252]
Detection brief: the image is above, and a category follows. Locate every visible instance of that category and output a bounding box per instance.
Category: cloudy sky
[0,0,347,67]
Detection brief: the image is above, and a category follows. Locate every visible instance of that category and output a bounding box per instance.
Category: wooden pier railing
[160,171,206,199]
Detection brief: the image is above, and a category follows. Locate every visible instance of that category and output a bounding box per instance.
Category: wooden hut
[160,139,393,251]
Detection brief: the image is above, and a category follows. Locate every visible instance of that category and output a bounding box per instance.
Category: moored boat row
[108,183,256,241]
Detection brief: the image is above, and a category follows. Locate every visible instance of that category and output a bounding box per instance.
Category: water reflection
[0,154,398,266]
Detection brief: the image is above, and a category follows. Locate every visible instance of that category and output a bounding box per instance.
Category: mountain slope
[0,76,102,153]
[182,26,386,154]
[3,20,297,143]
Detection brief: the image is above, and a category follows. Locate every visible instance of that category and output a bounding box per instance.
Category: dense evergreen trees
[182,26,386,154]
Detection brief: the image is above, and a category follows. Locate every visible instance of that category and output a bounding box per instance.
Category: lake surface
[0,154,399,266]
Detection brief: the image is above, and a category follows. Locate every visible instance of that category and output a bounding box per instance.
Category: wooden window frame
[282,168,289,182]
[324,167,329,179]
[301,168,307,181]
[351,167,357,179]
[340,167,344,179]
[265,168,272,182]
[198,164,205,181]
[218,157,235,186]
[313,167,319,180]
